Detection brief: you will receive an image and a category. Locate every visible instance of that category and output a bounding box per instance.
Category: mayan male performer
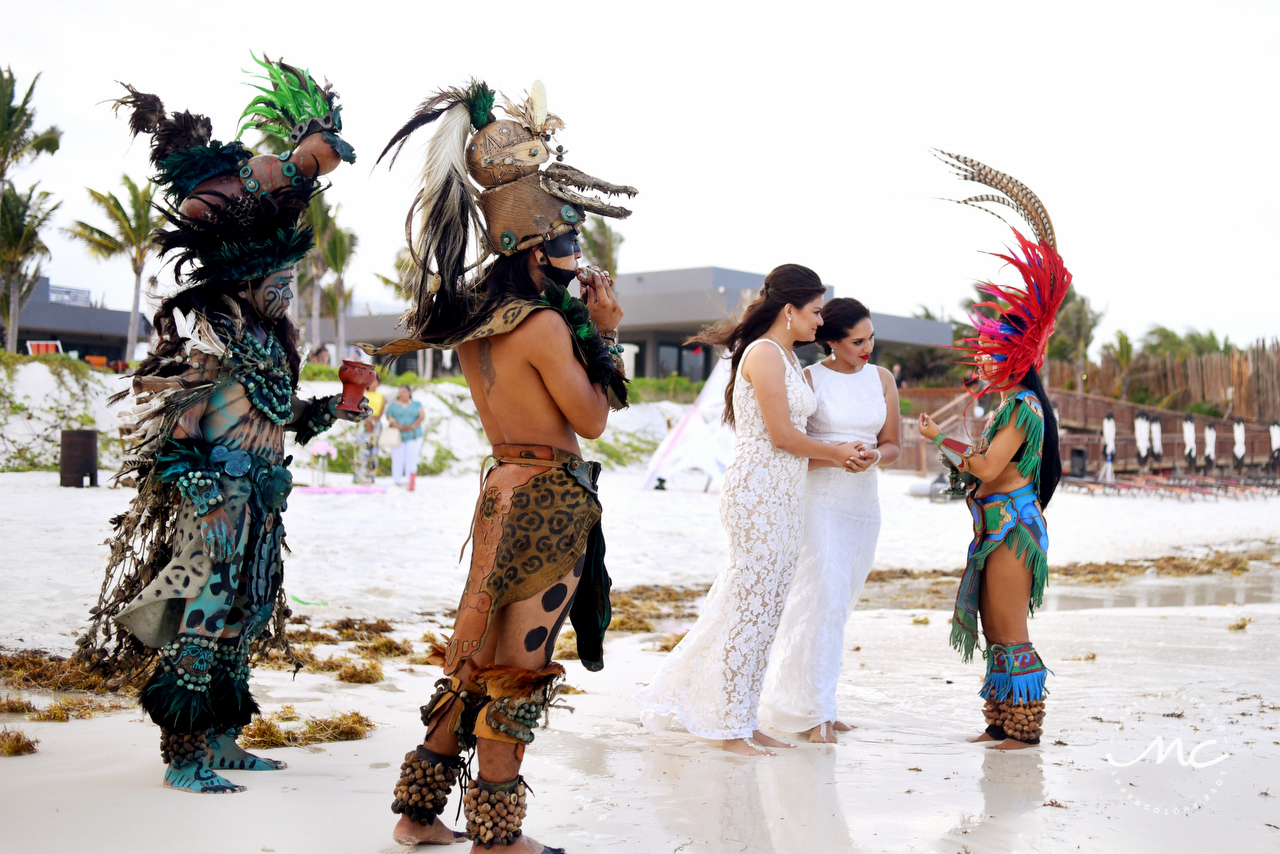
[918,152,1068,750]
[76,56,365,794]
[365,80,635,852]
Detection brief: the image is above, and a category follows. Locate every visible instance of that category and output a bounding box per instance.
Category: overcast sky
[5,0,1278,354]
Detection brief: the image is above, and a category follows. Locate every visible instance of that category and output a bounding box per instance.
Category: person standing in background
[386,384,426,489]
[355,376,386,484]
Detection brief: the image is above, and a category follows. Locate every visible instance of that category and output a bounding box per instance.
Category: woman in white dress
[634,265,864,757]
[761,298,901,743]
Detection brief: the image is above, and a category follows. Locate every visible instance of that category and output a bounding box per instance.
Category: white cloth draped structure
[1100,414,1117,483]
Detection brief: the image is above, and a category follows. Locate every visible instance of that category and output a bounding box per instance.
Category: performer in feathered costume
[75,56,367,794]
[917,152,1067,749]
[366,80,635,852]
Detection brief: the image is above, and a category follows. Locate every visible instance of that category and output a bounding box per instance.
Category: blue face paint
[544,230,580,259]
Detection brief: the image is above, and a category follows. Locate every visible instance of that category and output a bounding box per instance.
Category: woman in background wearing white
[761,298,900,743]
[385,384,426,488]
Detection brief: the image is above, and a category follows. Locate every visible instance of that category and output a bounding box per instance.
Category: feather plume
[111,83,213,169]
[937,153,1072,399]
[172,308,227,358]
[379,88,491,338]
[933,150,1056,250]
[501,91,564,137]
[530,80,548,133]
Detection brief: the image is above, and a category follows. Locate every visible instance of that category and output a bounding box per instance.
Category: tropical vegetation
[63,175,157,360]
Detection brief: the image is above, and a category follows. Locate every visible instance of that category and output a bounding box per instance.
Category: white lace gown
[760,361,887,732]
[634,339,817,739]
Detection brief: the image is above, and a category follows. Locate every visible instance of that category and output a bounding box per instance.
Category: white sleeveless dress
[634,339,817,739]
[760,361,887,732]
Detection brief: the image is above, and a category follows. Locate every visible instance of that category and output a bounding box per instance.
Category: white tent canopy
[641,358,736,490]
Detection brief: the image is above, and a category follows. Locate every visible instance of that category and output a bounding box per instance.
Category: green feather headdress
[237,53,340,145]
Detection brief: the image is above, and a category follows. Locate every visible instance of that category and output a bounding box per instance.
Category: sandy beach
[2,464,1278,854]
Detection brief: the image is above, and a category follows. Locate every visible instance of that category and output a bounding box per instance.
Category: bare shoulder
[513,308,572,346]
[741,339,784,384]
[875,365,897,391]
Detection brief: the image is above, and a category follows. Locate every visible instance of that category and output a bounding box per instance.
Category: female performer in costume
[633,266,865,757]
[77,57,365,792]
[918,152,1068,749]
[760,298,900,743]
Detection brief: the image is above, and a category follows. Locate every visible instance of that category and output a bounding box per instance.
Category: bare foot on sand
[969,732,998,743]
[723,737,775,757]
[988,738,1037,751]
[808,722,839,744]
[751,730,795,749]
[467,834,565,853]
[832,720,853,732]
[392,815,466,846]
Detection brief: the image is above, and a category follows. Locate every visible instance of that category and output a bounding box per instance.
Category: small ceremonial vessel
[337,360,375,411]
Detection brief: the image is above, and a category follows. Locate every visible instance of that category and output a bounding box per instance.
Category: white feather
[530,80,547,132]
[173,308,225,358]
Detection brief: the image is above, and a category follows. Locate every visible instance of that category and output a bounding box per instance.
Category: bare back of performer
[395,249,621,853]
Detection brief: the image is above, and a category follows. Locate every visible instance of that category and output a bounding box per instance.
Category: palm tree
[1100,330,1135,400]
[298,196,333,352]
[0,68,62,187]
[64,175,158,361]
[375,247,415,302]
[0,182,60,352]
[319,224,357,361]
[578,215,624,274]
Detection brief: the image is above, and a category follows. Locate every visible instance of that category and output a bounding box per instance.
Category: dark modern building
[3,278,150,360]
[613,267,953,379]
[304,266,954,381]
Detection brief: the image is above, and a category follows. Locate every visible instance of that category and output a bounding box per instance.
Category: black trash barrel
[60,429,99,487]
[1069,447,1088,478]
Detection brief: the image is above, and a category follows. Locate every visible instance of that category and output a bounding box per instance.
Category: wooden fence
[1048,338,1280,423]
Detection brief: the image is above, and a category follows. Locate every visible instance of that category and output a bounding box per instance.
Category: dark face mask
[539,230,581,288]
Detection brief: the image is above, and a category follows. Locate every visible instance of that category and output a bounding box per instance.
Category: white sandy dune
[2,467,1278,853]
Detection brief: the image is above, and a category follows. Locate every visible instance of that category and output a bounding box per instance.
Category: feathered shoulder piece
[153,183,318,287]
[936,151,1072,398]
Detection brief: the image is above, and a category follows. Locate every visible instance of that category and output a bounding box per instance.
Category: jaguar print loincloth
[445,444,601,673]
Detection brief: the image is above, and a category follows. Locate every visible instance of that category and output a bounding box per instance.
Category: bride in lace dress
[760,298,901,743]
[633,265,864,757]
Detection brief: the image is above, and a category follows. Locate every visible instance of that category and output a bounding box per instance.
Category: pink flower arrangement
[308,439,339,460]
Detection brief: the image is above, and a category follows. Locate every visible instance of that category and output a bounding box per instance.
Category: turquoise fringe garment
[980,642,1050,703]
[949,391,1050,663]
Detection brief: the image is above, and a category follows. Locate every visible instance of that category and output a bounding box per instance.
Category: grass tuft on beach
[355,637,414,659]
[0,651,118,694]
[239,708,376,750]
[0,695,36,714]
[322,618,395,641]
[26,696,130,721]
[0,726,38,756]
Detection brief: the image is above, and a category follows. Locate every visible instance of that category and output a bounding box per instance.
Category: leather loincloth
[446,444,602,673]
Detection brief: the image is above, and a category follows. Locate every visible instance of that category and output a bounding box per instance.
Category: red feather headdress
[935,151,1072,399]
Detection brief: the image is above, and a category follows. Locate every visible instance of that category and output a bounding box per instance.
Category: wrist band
[933,433,946,447]
[176,470,223,516]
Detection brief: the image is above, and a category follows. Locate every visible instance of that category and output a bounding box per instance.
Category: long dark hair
[138,278,303,384]
[1019,365,1061,508]
[814,297,871,355]
[413,248,541,345]
[688,264,827,427]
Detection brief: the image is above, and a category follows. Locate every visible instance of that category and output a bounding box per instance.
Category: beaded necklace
[224,327,295,425]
